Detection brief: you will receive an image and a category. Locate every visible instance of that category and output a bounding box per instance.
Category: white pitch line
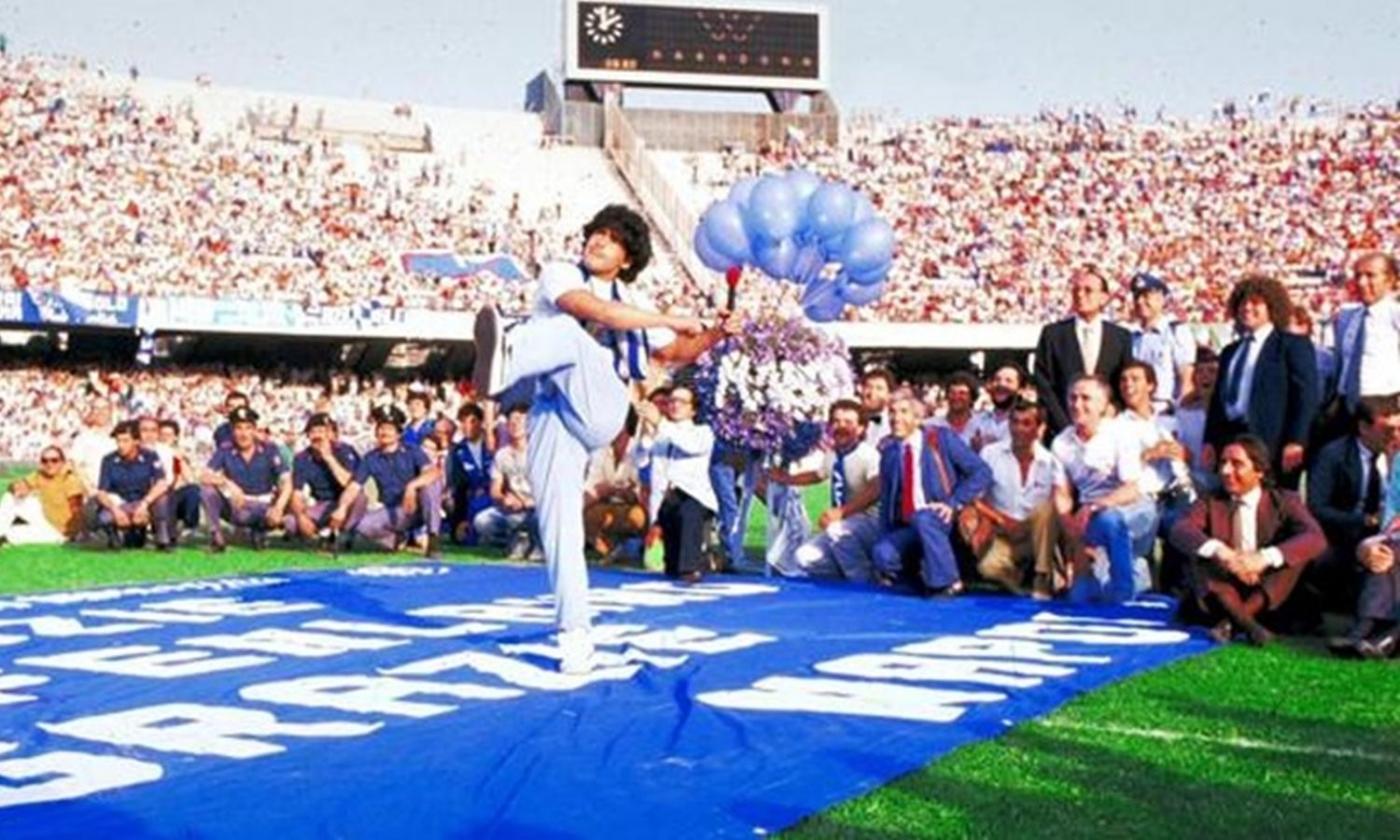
[1040,720,1393,763]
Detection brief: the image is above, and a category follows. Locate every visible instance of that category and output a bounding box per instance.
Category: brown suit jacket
[1169,487,1326,606]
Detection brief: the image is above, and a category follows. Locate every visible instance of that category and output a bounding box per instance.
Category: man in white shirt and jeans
[639,385,717,582]
[1052,375,1159,603]
[472,205,732,673]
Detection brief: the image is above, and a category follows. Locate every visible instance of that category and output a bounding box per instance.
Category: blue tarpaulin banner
[0,565,1209,838]
[400,251,528,281]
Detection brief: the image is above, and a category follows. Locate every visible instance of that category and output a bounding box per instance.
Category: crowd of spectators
[676,98,1398,324]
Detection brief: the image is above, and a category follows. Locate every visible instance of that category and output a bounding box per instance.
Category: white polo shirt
[1051,417,1142,505]
[981,438,1067,520]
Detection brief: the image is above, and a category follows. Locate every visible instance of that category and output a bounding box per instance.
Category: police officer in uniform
[287,413,364,546]
[345,404,443,558]
[201,405,292,551]
[96,420,174,550]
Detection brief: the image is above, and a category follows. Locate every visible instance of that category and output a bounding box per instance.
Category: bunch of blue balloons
[693,169,895,322]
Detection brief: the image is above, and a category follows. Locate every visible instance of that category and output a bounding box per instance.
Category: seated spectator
[966,363,1028,453]
[785,399,882,582]
[1052,375,1158,604]
[472,404,538,560]
[640,385,717,582]
[0,446,84,545]
[583,418,646,562]
[201,406,292,552]
[1169,435,1326,645]
[96,420,173,550]
[402,390,437,448]
[959,399,1066,597]
[1315,394,1400,650]
[872,394,992,596]
[1175,346,1219,490]
[346,405,444,559]
[928,371,980,446]
[287,413,363,546]
[142,416,200,544]
[859,367,896,445]
[447,402,495,545]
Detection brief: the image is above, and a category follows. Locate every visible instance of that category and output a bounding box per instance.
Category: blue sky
[3,0,1397,117]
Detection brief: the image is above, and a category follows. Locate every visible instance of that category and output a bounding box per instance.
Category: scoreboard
[564,0,829,91]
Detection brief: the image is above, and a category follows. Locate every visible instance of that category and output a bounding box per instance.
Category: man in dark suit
[1170,435,1326,646]
[1033,266,1134,434]
[871,394,992,595]
[1204,274,1317,489]
[1311,395,1399,631]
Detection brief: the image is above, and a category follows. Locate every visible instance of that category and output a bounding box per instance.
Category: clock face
[584,5,625,46]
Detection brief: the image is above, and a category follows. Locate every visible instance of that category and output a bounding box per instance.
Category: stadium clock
[565,0,829,91]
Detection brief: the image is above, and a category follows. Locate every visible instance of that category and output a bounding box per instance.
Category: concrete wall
[564,100,839,151]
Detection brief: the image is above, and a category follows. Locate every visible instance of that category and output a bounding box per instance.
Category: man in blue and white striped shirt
[473,205,734,674]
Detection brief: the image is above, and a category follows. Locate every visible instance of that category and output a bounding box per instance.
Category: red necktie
[901,442,916,523]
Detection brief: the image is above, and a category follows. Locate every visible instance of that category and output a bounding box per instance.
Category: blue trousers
[709,450,746,569]
[506,312,630,633]
[1070,500,1159,604]
[871,509,959,590]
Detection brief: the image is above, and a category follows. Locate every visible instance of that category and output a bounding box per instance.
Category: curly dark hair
[1226,274,1293,330]
[1223,434,1273,487]
[582,204,652,284]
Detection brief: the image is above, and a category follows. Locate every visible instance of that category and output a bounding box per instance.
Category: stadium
[0,1,1397,837]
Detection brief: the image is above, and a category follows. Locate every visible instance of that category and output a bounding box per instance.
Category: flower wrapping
[694,313,854,463]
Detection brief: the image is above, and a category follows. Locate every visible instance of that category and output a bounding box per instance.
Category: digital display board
[565,0,828,91]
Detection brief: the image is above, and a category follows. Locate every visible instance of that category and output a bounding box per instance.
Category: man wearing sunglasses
[0,446,85,546]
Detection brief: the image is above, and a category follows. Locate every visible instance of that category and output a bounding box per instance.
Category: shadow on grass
[784,722,1400,839]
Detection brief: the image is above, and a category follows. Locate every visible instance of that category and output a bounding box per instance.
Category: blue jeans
[1070,499,1159,604]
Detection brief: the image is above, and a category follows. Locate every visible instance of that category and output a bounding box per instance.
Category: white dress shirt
[981,439,1067,520]
[864,409,892,446]
[1225,323,1274,420]
[1197,486,1285,569]
[1357,297,1400,397]
[646,419,718,522]
[1051,417,1142,505]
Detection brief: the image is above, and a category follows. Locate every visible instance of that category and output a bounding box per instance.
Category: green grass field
[3,466,1398,837]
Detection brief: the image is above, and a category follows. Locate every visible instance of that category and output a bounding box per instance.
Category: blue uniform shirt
[293,443,361,503]
[99,448,165,503]
[355,445,431,508]
[448,438,493,499]
[208,442,287,495]
[213,422,233,450]
[401,419,436,449]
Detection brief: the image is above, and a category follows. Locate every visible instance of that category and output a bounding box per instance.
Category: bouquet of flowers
[693,313,854,463]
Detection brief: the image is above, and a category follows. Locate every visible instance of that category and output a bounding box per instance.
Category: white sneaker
[557,628,595,675]
[471,305,511,397]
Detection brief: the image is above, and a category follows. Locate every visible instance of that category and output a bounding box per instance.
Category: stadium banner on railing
[400,250,528,282]
[0,288,139,328]
[136,296,474,339]
[0,565,1209,838]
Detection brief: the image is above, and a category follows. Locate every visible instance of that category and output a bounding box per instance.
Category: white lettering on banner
[495,596,634,617]
[623,581,779,598]
[601,625,777,655]
[894,637,1111,665]
[0,577,288,614]
[300,619,507,638]
[141,597,322,618]
[19,645,274,679]
[40,704,381,759]
[0,672,49,705]
[699,677,1006,723]
[0,615,160,644]
[977,614,1189,646]
[240,675,524,718]
[177,629,407,658]
[380,650,641,689]
[585,589,709,608]
[0,751,164,809]
[0,742,12,755]
[409,603,559,624]
[81,608,226,625]
[815,654,1076,689]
